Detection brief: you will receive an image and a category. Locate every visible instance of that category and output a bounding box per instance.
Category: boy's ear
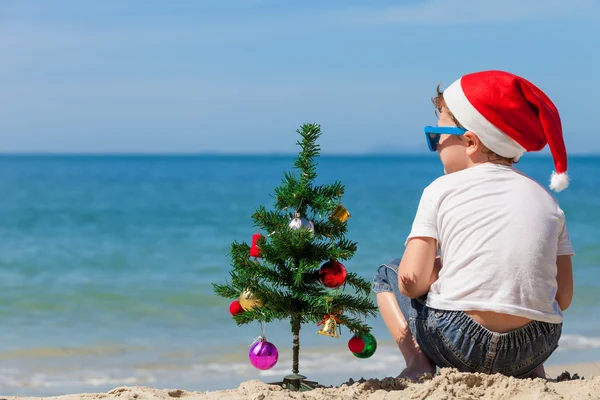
[463,131,482,156]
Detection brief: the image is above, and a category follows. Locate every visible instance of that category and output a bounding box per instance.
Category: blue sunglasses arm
[424,126,468,135]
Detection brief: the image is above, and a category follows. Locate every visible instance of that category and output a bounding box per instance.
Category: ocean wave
[558,334,600,351]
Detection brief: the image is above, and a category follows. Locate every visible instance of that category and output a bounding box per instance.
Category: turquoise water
[0,155,599,395]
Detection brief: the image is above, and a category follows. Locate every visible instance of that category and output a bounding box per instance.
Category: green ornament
[352,332,377,359]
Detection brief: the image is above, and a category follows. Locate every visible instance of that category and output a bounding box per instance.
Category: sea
[0,154,599,396]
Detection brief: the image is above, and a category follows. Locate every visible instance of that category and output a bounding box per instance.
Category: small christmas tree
[213,123,377,391]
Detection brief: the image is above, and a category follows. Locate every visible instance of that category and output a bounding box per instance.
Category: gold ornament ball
[239,289,263,310]
[330,204,351,223]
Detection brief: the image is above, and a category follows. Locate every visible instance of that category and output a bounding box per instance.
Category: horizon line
[0,151,598,157]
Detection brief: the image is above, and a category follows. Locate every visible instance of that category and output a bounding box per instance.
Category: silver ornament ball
[289,217,314,232]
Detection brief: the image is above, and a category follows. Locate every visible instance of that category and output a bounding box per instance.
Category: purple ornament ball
[249,339,279,370]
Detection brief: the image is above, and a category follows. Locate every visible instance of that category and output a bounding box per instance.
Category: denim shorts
[372,259,562,378]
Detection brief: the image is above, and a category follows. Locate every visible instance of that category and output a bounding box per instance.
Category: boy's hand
[398,237,438,298]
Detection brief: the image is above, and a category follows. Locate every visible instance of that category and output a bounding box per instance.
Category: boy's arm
[555,255,573,311]
[398,237,438,298]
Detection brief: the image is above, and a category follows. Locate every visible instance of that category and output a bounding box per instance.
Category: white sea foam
[3,335,600,395]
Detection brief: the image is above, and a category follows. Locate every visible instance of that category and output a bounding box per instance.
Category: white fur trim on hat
[443,78,526,161]
[550,171,569,192]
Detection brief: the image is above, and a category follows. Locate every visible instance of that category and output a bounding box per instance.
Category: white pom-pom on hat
[550,171,569,192]
[443,70,569,192]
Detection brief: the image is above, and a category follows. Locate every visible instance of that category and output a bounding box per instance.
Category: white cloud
[333,0,600,25]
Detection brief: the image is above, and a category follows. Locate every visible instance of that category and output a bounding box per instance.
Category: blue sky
[1,0,599,154]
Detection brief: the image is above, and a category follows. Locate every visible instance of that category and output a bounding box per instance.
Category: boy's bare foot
[530,364,546,379]
[398,353,437,381]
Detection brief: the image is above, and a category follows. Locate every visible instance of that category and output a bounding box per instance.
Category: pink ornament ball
[249,339,278,370]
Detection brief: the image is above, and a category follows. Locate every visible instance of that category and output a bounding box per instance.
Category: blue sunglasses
[424,126,467,152]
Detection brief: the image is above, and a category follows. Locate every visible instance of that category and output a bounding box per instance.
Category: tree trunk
[291,314,301,374]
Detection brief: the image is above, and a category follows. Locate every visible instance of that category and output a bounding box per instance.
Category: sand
[4,365,600,400]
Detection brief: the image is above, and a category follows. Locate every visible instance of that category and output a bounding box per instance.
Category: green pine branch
[212,283,238,299]
[294,124,321,201]
[343,272,372,296]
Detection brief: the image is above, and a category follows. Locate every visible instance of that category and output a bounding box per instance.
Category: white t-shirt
[406,163,574,324]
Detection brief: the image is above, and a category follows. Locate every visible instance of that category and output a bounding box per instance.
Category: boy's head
[431,86,518,175]
[425,70,569,191]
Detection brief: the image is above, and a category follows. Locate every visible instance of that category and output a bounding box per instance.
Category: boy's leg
[377,292,435,380]
[373,259,436,380]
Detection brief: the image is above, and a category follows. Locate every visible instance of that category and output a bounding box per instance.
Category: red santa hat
[442,70,569,192]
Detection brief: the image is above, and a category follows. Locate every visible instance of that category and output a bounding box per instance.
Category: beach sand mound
[198,369,599,400]
[5,368,600,400]
[199,369,599,400]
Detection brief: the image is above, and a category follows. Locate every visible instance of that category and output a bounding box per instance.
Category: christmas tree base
[269,373,326,392]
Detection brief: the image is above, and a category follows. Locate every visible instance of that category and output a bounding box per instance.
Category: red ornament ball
[319,260,347,288]
[348,335,365,354]
[229,300,244,316]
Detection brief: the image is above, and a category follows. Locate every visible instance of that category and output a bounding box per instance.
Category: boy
[373,70,574,380]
